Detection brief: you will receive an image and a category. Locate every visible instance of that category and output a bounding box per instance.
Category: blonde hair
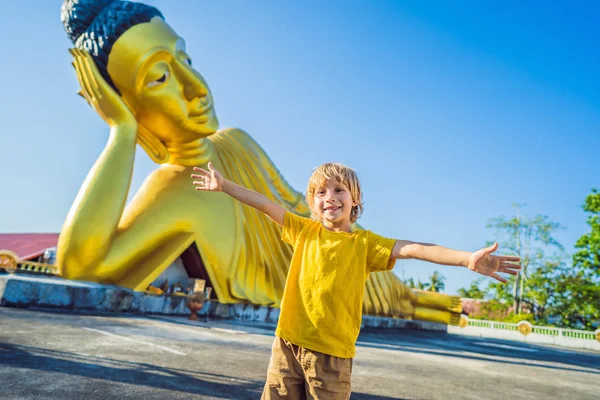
[306,162,364,223]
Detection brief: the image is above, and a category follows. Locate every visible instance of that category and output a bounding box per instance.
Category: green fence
[467,319,599,341]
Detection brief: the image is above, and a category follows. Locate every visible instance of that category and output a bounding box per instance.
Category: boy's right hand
[192,162,224,192]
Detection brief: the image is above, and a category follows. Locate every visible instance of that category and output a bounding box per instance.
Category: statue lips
[188,98,213,122]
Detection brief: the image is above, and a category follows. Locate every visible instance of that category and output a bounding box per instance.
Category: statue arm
[57,126,137,277]
[57,49,140,278]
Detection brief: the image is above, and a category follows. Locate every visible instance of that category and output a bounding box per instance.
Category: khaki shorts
[261,337,353,400]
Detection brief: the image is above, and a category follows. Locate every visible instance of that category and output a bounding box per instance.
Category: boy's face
[312,178,356,225]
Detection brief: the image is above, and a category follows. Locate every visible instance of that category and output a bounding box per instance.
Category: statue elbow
[56,238,105,281]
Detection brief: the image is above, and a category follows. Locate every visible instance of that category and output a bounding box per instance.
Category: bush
[502,313,535,324]
[468,300,510,320]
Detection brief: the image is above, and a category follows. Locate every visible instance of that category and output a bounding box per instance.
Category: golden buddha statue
[57,0,461,325]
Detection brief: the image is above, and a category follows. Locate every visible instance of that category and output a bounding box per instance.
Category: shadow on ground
[357,328,600,374]
[0,343,264,398]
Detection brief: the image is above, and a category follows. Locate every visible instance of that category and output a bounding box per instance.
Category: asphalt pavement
[0,307,598,399]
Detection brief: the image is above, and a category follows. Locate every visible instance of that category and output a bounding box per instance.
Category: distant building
[0,233,208,295]
[0,234,59,264]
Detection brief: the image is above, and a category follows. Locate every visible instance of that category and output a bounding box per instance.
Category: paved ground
[0,307,598,399]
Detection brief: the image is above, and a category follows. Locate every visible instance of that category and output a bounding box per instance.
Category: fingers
[192,166,210,177]
[499,255,521,262]
[192,165,211,191]
[191,174,210,184]
[491,273,508,283]
[76,49,101,100]
[192,179,209,190]
[191,162,222,193]
[78,50,101,90]
[501,261,521,270]
[71,49,99,102]
[72,56,92,101]
[79,55,101,99]
[486,242,498,254]
[74,68,92,104]
[498,267,519,276]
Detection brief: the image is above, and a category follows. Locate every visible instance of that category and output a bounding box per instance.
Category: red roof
[0,234,59,260]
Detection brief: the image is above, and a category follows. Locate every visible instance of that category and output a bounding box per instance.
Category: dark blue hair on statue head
[61,0,164,92]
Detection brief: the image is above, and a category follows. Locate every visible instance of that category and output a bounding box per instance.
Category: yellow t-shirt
[276,211,397,358]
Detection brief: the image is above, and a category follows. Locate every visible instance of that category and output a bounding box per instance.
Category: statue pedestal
[362,315,447,332]
[0,273,447,332]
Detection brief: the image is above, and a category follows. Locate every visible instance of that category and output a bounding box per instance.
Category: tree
[544,268,600,329]
[573,188,600,277]
[522,258,564,320]
[457,278,486,299]
[562,188,600,329]
[404,277,427,290]
[427,271,446,292]
[486,203,565,314]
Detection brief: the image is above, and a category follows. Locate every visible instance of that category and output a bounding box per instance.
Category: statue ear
[138,124,170,164]
[120,95,169,164]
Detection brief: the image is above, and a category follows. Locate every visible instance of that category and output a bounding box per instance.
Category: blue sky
[1,0,598,294]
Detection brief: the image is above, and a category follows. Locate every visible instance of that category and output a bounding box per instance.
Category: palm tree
[428,271,446,292]
[405,277,427,290]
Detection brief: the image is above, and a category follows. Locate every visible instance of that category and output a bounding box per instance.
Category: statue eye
[147,70,170,88]
[186,57,192,66]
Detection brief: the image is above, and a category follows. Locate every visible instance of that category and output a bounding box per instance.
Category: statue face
[107,18,218,142]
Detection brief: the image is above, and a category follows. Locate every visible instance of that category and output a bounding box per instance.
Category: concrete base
[0,273,445,332]
[362,315,447,331]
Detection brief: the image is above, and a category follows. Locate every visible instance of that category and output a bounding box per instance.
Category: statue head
[61,0,219,163]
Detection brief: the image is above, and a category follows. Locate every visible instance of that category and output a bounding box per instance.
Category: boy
[191,162,520,400]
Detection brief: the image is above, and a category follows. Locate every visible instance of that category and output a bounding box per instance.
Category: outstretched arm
[392,240,521,283]
[191,162,286,226]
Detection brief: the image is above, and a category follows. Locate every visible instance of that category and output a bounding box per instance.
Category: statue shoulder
[211,127,310,216]
[215,127,257,143]
[212,127,274,165]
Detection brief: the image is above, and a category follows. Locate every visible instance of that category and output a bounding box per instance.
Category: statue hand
[467,242,521,283]
[191,162,224,192]
[70,48,137,132]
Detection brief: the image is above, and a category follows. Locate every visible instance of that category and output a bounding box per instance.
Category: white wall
[448,325,600,351]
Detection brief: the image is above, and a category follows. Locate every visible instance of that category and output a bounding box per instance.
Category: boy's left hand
[467,242,521,283]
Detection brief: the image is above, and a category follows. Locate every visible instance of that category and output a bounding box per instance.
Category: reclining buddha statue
[57,0,461,325]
